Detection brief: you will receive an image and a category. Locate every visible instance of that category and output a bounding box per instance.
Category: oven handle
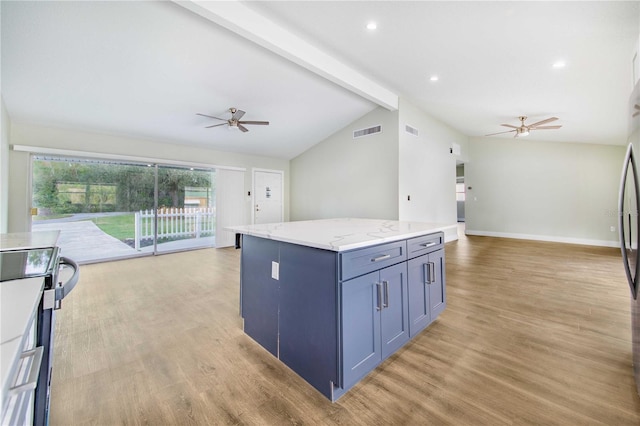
[55,256,80,301]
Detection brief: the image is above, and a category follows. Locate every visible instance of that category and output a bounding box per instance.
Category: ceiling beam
[172,0,399,111]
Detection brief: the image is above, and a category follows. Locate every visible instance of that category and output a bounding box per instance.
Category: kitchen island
[229,218,450,401]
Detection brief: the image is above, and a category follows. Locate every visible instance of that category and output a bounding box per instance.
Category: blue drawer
[407,232,443,259]
[340,240,406,281]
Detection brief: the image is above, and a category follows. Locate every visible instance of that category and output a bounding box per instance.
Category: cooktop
[0,248,58,282]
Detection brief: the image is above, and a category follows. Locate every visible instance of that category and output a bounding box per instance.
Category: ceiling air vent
[353,125,382,139]
[405,124,419,136]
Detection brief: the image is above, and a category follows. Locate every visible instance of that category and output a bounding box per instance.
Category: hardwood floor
[50,233,640,425]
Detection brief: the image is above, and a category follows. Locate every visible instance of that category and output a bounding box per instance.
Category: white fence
[134,207,215,250]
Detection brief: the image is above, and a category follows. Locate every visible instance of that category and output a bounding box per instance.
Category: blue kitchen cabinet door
[240,235,280,356]
[341,270,381,389]
[429,249,446,319]
[341,262,409,388]
[407,254,431,337]
[407,249,446,338]
[380,262,410,359]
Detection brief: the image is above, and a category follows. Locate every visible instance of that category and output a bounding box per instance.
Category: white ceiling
[2,1,639,160]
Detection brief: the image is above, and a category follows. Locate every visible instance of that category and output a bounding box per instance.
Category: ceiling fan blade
[239,121,270,126]
[634,111,640,117]
[238,124,249,132]
[500,124,519,129]
[205,123,228,129]
[528,117,558,127]
[232,109,246,121]
[197,113,226,121]
[485,129,516,136]
[533,125,562,130]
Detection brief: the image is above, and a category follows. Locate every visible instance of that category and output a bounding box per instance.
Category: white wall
[215,168,246,247]
[290,107,399,221]
[465,136,625,246]
[0,98,10,233]
[398,98,468,226]
[7,122,289,232]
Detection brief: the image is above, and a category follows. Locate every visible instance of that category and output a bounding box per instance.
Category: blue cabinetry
[239,231,444,401]
[341,262,409,389]
[407,248,445,337]
[240,235,279,356]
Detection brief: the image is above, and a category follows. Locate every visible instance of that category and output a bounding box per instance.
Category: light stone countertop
[0,231,60,251]
[227,218,453,252]
[1,277,45,406]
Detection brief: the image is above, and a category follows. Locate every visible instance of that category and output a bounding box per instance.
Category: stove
[1,246,78,426]
[0,248,59,285]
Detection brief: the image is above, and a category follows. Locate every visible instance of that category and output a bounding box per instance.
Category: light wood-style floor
[50,232,640,425]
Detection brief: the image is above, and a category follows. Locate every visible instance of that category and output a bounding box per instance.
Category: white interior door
[215,169,246,247]
[253,169,283,224]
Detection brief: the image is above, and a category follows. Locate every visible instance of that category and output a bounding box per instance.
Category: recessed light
[430,75,439,82]
[366,22,377,30]
[552,61,566,69]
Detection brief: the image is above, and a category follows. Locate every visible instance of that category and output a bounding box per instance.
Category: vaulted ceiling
[2,1,638,160]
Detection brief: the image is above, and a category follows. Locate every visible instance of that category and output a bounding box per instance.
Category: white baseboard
[441,224,459,243]
[464,229,619,248]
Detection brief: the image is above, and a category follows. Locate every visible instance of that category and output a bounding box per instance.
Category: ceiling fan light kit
[197,107,269,133]
[485,115,562,138]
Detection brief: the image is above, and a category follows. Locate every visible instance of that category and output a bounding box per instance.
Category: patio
[32,220,215,264]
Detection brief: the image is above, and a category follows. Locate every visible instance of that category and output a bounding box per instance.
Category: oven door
[1,313,43,426]
[35,255,79,426]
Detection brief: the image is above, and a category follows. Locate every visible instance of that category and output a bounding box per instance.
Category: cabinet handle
[423,263,430,284]
[420,241,437,248]
[371,254,391,262]
[383,280,389,308]
[429,262,436,284]
[376,283,383,311]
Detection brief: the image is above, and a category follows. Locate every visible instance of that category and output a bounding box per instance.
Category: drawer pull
[371,254,391,262]
[420,241,437,248]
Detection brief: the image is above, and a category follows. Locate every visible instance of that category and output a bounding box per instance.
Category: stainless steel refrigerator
[619,83,640,397]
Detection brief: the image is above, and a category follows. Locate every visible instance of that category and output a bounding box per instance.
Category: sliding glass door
[31,156,217,263]
[154,165,215,253]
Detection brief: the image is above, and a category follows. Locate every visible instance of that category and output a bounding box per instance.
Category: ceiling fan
[197,107,269,133]
[485,116,562,138]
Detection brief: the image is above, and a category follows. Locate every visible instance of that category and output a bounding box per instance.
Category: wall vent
[405,124,419,136]
[353,125,382,139]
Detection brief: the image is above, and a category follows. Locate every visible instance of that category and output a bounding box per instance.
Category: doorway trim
[251,168,284,224]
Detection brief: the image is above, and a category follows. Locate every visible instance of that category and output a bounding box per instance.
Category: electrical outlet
[610,226,616,232]
[271,261,279,280]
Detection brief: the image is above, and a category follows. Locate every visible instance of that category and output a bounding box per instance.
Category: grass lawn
[91,214,135,240]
